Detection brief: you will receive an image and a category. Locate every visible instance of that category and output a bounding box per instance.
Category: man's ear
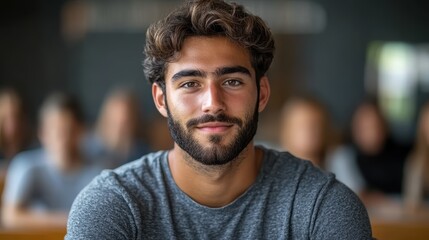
[152,83,168,117]
[258,76,270,112]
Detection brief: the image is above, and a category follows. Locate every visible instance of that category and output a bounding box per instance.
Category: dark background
[1,0,429,144]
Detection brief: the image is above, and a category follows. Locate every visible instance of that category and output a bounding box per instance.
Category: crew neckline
[161,146,270,211]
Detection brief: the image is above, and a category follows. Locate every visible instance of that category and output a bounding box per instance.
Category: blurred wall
[302,0,429,131]
[1,0,429,144]
[68,32,153,122]
[0,0,68,123]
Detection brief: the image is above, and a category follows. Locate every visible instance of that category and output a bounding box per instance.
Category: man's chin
[194,132,237,146]
[190,143,249,166]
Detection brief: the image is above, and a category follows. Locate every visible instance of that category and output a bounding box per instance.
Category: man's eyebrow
[171,69,206,82]
[215,66,251,77]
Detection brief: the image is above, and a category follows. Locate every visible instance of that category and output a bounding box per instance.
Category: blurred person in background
[403,101,429,213]
[0,88,33,201]
[327,98,409,206]
[1,92,101,229]
[85,88,151,168]
[279,95,331,168]
[0,88,32,163]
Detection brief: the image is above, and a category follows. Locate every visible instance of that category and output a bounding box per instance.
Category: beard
[166,103,259,166]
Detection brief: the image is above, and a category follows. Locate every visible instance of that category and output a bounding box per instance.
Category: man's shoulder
[263,146,361,197]
[115,150,167,172]
[262,146,316,169]
[68,151,169,230]
[87,150,168,191]
[261,147,371,238]
[262,147,334,184]
[261,147,350,206]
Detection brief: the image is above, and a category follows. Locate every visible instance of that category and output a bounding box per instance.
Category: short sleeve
[2,154,37,206]
[310,179,373,240]
[65,173,137,240]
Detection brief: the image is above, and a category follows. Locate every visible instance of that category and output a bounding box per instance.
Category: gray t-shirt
[3,149,102,211]
[66,147,372,239]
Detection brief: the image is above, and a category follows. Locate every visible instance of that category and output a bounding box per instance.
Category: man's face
[153,36,270,165]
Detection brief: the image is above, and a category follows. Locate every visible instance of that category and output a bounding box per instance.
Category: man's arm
[310,179,373,240]
[66,175,137,240]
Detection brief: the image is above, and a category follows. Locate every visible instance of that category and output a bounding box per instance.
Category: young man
[2,93,101,228]
[67,0,372,239]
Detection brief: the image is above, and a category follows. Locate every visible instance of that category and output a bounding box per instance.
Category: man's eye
[181,82,199,88]
[224,79,242,86]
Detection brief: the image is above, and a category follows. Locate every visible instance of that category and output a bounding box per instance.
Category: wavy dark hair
[143,0,275,90]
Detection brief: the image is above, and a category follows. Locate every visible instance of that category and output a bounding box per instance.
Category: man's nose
[201,83,225,114]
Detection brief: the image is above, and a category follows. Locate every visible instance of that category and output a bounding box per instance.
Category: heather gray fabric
[66,147,372,239]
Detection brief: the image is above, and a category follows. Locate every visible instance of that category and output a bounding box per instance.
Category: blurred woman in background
[403,101,429,213]
[0,88,31,162]
[0,89,32,199]
[327,99,409,206]
[279,95,332,168]
[85,88,151,168]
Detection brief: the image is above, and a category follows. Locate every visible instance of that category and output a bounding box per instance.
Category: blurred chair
[1,92,102,229]
[371,204,429,240]
[372,220,429,240]
[0,228,66,240]
[279,95,332,168]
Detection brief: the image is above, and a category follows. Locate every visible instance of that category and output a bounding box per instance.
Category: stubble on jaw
[163,85,260,175]
[167,110,257,176]
[168,110,257,164]
[181,143,248,177]
[209,134,222,144]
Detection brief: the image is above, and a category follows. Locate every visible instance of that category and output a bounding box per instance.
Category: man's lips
[195,122,234,133]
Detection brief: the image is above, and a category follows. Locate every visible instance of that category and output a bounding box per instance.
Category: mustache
[186,113,243,129]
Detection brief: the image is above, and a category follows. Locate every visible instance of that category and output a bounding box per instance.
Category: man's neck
[168,143,263,208]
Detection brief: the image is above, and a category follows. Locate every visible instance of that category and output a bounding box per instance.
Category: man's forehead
[169,65,253,83]
[165,65,255,83]
[165,36,255,80]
